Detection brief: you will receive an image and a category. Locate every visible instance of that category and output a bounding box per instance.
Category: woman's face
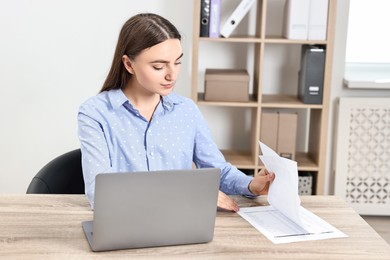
[123,39,183,96]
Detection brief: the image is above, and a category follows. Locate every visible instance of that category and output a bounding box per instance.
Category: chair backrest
[26,149,85,194]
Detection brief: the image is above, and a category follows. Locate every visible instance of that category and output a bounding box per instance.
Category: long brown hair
[100,13,181,92]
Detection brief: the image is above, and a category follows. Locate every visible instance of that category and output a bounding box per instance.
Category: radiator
[334,97,390,215]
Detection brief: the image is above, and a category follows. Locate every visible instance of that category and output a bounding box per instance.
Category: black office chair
[26,149,85,194]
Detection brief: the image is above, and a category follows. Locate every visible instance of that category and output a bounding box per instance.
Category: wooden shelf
[192,0,336,195]
[199,36,327,45]
[200,36,262,43]
[221,150,255,169]
[258,152,319,172]
[295,152,319,171]
[197,93,258,107]
[261,95,323,109]
[264,36,328,45]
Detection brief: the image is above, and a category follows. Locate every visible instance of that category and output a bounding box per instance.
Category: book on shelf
[200,0,210,37]
[220,0,256,38]
[209,0,221,38]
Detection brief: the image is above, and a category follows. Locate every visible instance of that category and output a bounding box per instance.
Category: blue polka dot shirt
[78,89,254,207]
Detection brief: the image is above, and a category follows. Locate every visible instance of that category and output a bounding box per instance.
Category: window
[344,0,390,88]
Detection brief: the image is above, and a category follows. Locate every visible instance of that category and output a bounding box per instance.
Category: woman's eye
[175,61,182,65]
[153,66,163,71]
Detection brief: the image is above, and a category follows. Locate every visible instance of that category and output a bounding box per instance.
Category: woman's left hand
[248,168,275,195]
[217,191,239,212]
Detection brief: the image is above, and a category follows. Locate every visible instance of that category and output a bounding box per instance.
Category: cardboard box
[260,112,297,160]
[205,69,249,102]
[277,113,297,160]
[260,113,278,151]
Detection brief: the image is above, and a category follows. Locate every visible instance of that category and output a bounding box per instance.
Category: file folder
[283,0,310,40]
[220,0,256,38]
[298,45,325,104]
[209,0,221,38]
[308,0,329,40]
[200,0,211,37]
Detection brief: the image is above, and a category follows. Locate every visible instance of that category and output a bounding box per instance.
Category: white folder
[220,0,256,38]
[308,0,329,40]
[283,0,310,40]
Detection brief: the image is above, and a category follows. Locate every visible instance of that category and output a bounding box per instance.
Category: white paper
[237,141,348,243]
[237,205,348,244]
[259,141,302,227]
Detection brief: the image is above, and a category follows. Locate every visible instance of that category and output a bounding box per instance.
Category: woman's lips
[162,82,175,89]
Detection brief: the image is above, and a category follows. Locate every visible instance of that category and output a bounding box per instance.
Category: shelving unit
[191,0,336,194]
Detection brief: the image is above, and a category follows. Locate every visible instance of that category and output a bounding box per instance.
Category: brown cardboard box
[205,69,249,102]
[260,112,297,160]
[277,113,297,160]
[260,113,278,152]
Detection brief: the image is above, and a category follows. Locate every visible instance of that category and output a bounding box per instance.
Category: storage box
[205,69,249,102]
[298,45,325,104]
[277,113,297,160]
[260,112,297,160]
[260,113,278,151]
[298,172,313,195]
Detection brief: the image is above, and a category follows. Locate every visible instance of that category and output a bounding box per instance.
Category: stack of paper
[237,142,347,244]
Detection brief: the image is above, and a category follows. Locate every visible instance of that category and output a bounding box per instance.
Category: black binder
[298,45,325,104]
[200,0,210,37]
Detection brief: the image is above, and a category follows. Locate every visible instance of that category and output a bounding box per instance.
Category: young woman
[78,13,274,210]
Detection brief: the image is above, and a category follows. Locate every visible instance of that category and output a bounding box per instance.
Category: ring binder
[200,0,211,37]
[220,0,256,38]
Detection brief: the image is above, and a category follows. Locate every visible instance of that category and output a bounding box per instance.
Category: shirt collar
[107,89,129,110]
[161,92,183,112]
[107,88,183,112]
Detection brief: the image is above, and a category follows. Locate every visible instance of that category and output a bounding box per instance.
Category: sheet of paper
[238,141,348,243]
[237,205,348,244]
[258,141,302,227]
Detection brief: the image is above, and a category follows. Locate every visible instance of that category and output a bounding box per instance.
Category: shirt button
[150,152,154,156]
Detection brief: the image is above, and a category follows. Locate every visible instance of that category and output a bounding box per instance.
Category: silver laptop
[82,168,220,251]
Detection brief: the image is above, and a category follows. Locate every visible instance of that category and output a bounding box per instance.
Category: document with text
[237,142,347,244]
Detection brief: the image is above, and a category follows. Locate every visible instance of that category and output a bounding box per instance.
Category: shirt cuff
[239,175,258,197]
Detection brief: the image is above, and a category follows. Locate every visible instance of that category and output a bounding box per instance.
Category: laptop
[82,168,220,251]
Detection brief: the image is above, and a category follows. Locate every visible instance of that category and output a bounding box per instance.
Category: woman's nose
[165,66,179,81]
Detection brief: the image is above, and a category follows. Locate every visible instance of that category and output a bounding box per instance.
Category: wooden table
[0,195,389,259]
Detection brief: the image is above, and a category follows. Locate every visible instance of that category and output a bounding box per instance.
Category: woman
[78,13,274,210]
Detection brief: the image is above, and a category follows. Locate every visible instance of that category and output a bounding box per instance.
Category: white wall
[0,0,193,193]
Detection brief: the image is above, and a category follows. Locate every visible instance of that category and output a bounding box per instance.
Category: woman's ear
[122,55,134,74]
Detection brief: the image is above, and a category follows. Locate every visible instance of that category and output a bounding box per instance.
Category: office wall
[0,0,193,193]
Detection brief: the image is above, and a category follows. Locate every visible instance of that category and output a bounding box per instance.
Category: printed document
[237,142,347,244]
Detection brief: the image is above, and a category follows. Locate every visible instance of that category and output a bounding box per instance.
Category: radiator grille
[335,98,390,215]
